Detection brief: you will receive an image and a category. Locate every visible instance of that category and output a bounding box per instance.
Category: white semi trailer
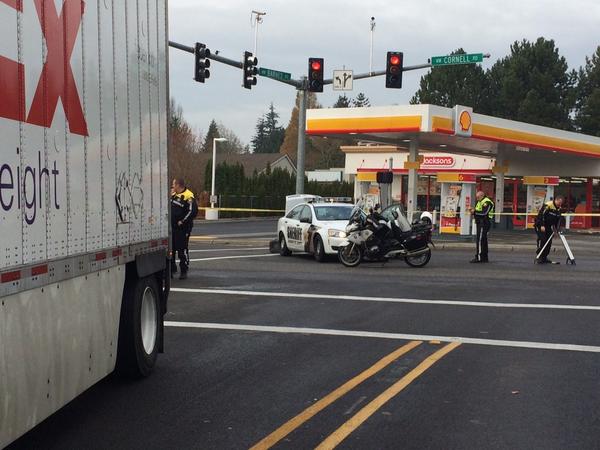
[0,0,170,446]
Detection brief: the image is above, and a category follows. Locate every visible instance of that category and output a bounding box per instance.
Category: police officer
[534,195,564,264]
[170,178,197,279]
[470,191,494,263]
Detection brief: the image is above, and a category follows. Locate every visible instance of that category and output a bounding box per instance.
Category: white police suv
[277,202,354,262]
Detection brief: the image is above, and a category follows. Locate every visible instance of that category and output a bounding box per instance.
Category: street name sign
[431,53,483,66]
[258,67,291,81]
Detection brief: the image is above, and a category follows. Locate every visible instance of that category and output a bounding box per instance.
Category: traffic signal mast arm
[322,62,433,85]
[170,40,489,88]
[169,40,303,88]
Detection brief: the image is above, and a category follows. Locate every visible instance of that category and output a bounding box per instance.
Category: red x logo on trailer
[0,0,88,136]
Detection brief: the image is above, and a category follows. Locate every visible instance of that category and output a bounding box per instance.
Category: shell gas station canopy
[305,104,600,232]
[306,104,600,163]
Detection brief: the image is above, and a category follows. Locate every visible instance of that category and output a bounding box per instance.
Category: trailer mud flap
[135,249,167,278]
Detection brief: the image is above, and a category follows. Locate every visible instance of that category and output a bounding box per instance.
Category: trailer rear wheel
[116,275,161,378]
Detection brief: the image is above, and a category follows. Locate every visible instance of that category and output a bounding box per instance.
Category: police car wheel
[279,233,292,256]
[314,235,325,262]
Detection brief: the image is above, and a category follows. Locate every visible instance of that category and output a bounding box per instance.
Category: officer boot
[179,266,188,280]
[179,256,188,280]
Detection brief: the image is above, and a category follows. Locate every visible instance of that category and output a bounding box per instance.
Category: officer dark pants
[172,228,190,274]
[475,219,490,261]
[536,227,554,261]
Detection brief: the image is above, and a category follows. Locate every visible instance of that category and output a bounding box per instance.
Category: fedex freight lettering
[0,0,88,135]
[0,149,61,225]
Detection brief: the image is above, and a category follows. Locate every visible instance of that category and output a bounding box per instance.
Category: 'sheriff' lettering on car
[305,225,318,253]
[287,227,302,242]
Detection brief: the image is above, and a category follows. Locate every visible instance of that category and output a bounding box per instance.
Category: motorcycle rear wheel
[404,248,431,267]
[338,243,362,267]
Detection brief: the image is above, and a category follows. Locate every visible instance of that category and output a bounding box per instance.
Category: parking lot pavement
[10,242,600,449]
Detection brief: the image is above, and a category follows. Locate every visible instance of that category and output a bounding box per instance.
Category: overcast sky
[168,0,600,146]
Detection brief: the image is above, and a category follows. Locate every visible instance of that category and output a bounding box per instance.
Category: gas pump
[523,176,560,229]
[438,173,476,235]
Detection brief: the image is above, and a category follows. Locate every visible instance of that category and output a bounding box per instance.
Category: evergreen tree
[352,93,371,107]
[201,119,220,152]
[410,48,490,112]
[252,103,286,153]
[575,46,600,136]
[251,116,267,153]
[263,103,286,153]
[486,38,576,130]
[333,94,351,108]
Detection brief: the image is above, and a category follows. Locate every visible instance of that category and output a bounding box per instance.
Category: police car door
[284,205,304,250]
[297,205,314,252]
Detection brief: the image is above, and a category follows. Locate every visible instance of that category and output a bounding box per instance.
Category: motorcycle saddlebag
[403,233,428,251]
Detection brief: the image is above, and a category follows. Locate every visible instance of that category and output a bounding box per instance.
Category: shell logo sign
[459,111,472,132]
[453,105,473,137]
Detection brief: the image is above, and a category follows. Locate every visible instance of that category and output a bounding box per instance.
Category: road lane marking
[170,287,600,312]
[316,342,461,449]
[188,254,277,262]
[189,247,267,253]
[249,341,422,450]
[164,322,600,353]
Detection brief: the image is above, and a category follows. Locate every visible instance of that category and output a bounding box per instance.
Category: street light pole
[251,11,266,59]
[369,17,376,75]
[208,137,227,220]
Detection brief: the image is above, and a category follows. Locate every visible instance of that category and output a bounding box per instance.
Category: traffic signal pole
[296,81,308,194]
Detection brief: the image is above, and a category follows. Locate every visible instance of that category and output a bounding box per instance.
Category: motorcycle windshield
[396,212,412,232]
[349,205,367,225]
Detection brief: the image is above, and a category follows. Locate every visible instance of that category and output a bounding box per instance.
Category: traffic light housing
[194,43,210,83]
[386,51,403,89]
[376,171,394,184]
[243,51,258,89]
[308,57,324,92]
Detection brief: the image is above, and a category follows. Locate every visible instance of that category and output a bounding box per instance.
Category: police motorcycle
[337,203,433,268]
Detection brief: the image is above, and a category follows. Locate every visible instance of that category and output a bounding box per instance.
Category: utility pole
[296,80,308,194]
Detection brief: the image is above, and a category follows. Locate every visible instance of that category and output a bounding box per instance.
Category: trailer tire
[116,275,161,378]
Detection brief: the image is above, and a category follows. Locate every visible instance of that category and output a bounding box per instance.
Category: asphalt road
[192,218,278,238]
[9,232,600,450]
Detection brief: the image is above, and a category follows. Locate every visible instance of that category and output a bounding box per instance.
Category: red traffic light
[389,55,401,65]
[311,61,322,71]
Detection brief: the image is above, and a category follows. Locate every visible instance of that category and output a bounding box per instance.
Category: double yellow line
[250,341,460,449]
